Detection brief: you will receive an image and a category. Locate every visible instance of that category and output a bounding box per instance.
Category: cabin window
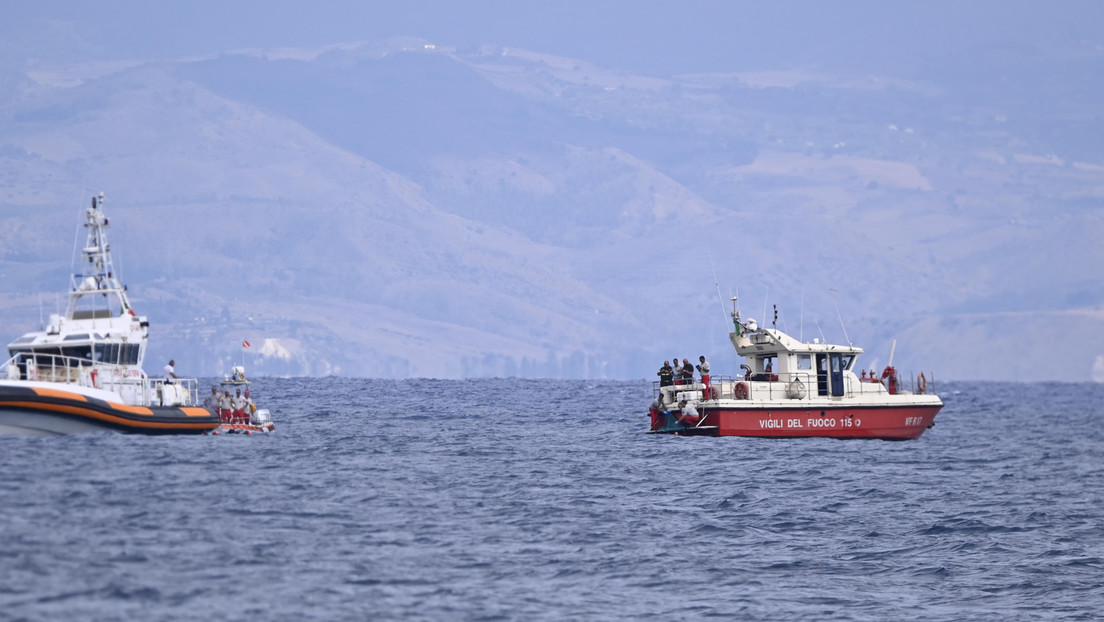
[124,344,140,365]
[797,354,812,370]
[95,344,116,364]
[60,346,93,361]
[92,343,139,365]
[840,354,855,370]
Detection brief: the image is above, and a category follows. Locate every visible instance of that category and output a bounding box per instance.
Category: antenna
[762,286,769,328]
[69,188,87,287]
[730,295,741,374]
[772,304,778,328]
[828,288,851,346]
[799,290,804,342]
[708,250,727,327]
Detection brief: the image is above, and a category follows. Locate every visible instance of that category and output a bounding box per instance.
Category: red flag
[242,340,251,349]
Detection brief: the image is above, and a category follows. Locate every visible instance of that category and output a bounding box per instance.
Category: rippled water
[2,379,1102,620]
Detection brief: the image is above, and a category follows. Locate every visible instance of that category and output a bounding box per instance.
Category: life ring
[917,372,927,395]
[734,382,749,400]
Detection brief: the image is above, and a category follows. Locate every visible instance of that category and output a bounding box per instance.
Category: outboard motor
[250,408,272,427]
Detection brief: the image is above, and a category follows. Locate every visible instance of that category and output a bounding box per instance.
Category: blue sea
[2,379,1102,621]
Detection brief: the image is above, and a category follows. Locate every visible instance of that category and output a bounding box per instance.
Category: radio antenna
[799,290,805,342]
[829,288,851,346]
[708,250,727,327]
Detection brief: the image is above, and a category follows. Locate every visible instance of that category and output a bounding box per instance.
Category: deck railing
[652,370,937,401]
[1,351,199,407]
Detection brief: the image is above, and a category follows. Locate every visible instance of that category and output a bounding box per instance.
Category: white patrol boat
[0,193,222,436]
[648,298,943,439]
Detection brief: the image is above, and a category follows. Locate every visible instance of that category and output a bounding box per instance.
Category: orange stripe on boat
[32,387,88,402]
[3,401,217,430]
[181,407,212,417]
[106,402,154,416]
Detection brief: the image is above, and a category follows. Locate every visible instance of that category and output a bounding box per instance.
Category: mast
[66,192,134,321]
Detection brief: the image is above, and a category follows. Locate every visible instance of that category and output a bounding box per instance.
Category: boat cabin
[731,322,863,398]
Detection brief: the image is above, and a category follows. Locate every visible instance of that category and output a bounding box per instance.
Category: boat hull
[698,402,940,439]
[0,384,221,436]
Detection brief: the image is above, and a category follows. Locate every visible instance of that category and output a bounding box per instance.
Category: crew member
[657,361,674,387]
[203,386,220,413]
[244,390,257,423]
[696,355,711,399]
[677,399,700,426]
[231,388,247,424]
[679,358,693,384]
[648,396,665,431]
[163,359,178,383]
[218,390,233,423]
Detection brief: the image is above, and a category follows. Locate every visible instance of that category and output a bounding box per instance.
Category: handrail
[651,369,938,401]
[1,351,199,406]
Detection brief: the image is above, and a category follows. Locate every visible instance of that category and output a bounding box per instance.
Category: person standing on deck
[218,390,233,423]
[696,355,711,399]
[244,390,257,422]
[648,396,666,431]
[680,358,694,384]
[657,361,674,387]
[231,388,247,424]
[203,386,219,413]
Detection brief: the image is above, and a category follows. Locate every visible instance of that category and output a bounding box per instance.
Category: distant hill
[1,37,1102,381]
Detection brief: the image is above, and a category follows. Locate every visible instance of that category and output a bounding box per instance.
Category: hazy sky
[4,0,1102,77]
[1,0,1102,380]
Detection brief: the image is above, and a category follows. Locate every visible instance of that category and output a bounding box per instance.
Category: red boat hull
[697,403,942,440]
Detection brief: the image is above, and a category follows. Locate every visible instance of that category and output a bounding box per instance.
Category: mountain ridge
[1,36,1102,381]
